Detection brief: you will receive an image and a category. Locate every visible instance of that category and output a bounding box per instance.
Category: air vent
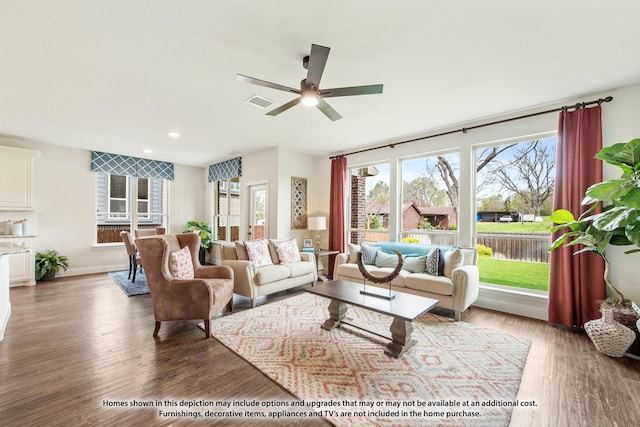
[246,95,274,109]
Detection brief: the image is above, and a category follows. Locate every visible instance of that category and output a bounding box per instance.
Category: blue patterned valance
[91,151,174,181]
[208,157,242,182]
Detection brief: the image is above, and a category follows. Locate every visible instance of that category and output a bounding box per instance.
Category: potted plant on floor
[184,220,213,264]
[35,250,69,281]
[550,137,640,356]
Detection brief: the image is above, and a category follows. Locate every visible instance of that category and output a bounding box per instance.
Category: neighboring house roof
[418,206,455,216]
[366,203,454,216]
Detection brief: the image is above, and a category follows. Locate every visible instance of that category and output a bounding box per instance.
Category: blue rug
[108,270,150,296]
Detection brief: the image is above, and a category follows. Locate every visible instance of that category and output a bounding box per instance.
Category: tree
[365,181,389,229]
[403,176,447,207]
[489,140,555,216]
[479,195,506,212]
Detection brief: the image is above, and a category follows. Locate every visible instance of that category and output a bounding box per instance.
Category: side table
[310,249,339,281]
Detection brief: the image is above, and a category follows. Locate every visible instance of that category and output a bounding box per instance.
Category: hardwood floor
[1,274,638,427]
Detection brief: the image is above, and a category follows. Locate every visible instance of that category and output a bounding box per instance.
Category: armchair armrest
[194,264,234,280]
[299,252,316,264]
[333,253,349,274]
[221,259,257,299]
[451,264,480,313]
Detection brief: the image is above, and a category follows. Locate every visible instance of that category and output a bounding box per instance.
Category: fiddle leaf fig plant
[550,138,640,307]
[184,220,213,251]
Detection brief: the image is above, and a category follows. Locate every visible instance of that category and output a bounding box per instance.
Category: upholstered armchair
[120,231,142,282]
[135,233,234,338]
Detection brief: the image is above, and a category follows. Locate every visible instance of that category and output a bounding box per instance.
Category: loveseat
[333,242,479,320]
[214,238,317,308]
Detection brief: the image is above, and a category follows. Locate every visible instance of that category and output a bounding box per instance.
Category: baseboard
[0,302,10,341]
[58,264,128,278]
[474,283,549,321]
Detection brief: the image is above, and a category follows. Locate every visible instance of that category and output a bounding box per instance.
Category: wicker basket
[585,308,636,358]
[613,308,640,356]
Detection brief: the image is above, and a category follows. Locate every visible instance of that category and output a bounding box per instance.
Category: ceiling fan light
[301,91,319,106]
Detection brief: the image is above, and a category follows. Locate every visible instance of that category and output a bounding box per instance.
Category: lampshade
[307,216,326,231]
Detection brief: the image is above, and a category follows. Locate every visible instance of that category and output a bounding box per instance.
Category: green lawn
[476,216,553,233]
[477,257,549,291]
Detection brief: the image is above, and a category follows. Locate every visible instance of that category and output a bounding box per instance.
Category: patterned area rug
[108,270,149,296]
[211,293,531,426]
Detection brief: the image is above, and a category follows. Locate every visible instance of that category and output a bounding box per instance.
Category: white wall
[321,82,640,304]
[0,136,206,276]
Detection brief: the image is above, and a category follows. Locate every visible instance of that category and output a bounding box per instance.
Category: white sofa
[214,240,317,307]
[333,242,479,320]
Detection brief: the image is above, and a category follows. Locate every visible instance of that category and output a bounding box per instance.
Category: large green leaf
[625,221,640,246]
[585,179,633,202]
[619,188,640,208]
[592,206,636,231]
[550,209,575,224]
[596,142,629,169]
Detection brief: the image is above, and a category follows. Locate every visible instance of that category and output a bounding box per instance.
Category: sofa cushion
[244,239,273,267]
[405,273,454,296]
[170,246,194,280]
[425,248,441,275]
[255,264,290,285]
[234,241,248,260]
[402,255,427,273]
[271,238,301,263]
[360,243,377,265]
[282,261,315,278]
[370,267,409,287]
[443,248,464,278]
[375,250,401,268]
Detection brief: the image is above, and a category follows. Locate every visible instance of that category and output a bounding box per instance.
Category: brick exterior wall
[350,175,366,244]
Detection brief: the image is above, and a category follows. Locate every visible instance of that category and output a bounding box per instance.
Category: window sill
[92,242,124,249]
[475,282,548,321]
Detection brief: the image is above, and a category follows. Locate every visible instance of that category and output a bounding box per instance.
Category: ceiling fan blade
[316,98,342,121]
[266,98,301,116]
[305,44,330,88]
[320,84,383,98]
[235,74,300,94]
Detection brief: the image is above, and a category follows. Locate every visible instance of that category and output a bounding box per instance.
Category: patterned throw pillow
[244,239,274,267]
[170,246,195,280]
[425,248,441,276]
[360,243,378,265]
[272,238,301,263]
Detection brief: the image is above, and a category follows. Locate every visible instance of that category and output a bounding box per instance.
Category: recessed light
[143,149,153,154]
[167,131,181,138]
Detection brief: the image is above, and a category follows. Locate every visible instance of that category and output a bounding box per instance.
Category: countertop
[0,246,30,256]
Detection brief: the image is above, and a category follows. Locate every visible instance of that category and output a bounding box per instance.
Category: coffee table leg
[385,317,417,358]
[321,300,347,331]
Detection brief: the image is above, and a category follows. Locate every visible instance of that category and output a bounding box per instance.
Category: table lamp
[307,216,326,252]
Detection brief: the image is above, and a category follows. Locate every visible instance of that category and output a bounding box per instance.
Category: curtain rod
[329,96,613,160]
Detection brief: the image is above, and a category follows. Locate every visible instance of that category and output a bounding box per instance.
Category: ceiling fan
[235,44,383,121]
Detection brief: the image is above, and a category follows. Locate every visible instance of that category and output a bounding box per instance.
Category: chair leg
[226,298,233,313]
[153,321,161,337]
[127,256,133,279]
[131,257,137,283]
[204,319,211,338]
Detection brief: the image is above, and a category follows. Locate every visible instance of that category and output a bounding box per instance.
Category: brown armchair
[135,233,234,338]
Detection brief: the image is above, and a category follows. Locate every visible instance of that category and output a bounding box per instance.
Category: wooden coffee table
[306,280,439,358]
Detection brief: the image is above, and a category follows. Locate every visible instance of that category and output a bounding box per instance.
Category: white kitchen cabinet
[0,237,35,286]
[0,146,40,210]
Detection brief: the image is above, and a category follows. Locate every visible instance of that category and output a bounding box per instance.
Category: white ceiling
[2,1,640,167]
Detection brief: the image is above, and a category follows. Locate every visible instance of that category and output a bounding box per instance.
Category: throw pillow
[360,243,378,265]
[425,248,441,276]
[443,248,464,278]
[272,238,301,263]
[234,241,249,260]
[402,255,427,273]
[244,239,273,267]
[170,246,195,280]
[347,243,361,263]
[375,250,401,268]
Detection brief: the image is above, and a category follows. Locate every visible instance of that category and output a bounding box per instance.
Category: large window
[96,173,168,243]
[400,152,459,246]
[348,162,390,244]
[474,136,556,292]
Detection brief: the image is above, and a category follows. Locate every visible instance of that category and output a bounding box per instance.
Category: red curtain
[328,157,347,277]
[548,106,605,328]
